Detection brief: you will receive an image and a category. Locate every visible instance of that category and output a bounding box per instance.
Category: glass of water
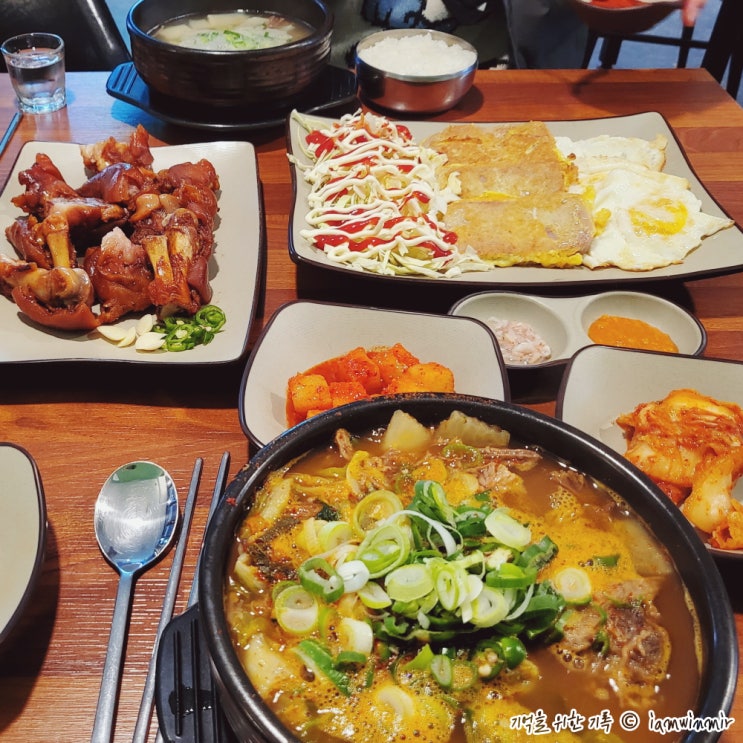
[1,32,66,114]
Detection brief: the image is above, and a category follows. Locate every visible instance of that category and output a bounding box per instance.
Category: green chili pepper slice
[194,304,227,331]
[153,304,226,352]
[295,639,352,696]
[499,636,527,669]
[430,654,453,688]
[402,644,435,671]
[593,553,620,568]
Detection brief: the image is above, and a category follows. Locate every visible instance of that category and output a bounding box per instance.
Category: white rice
[358,33,477,76]
[486,318,552,366]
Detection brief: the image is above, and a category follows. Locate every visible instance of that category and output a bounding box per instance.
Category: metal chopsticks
[187,451,230,608]
[132,458,203,743]
[0,111,21,157]
[151,451,231,743]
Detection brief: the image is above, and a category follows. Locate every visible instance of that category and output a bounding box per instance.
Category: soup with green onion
[224,410,701,743]
[152,11,313,51]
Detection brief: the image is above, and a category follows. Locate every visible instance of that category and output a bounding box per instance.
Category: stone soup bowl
[199,393,737,742]
[126,0,333,107]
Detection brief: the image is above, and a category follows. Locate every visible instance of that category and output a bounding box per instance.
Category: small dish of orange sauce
[587,314,678,353]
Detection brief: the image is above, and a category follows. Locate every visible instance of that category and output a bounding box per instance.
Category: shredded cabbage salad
[290,110,493,278]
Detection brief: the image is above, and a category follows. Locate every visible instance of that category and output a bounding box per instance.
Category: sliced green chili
[499,636,527,668]
[335,650,367,667]
[450,659,479,691]
[295,639,352,696]
[402,644,435,671]
[485,562,537,589]
[430,654,454,688]
[194,303,226,331]
[593,553,620,568]
[441,441,483,466]
[153,304,226,352]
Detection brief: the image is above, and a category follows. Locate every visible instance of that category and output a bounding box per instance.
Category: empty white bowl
[0,443,46,645]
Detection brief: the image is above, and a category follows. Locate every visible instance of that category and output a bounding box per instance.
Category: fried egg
[555,133,668,173]
[582,167,733,270]
[555,134,733,271]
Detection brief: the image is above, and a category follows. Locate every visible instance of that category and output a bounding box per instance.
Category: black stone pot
[127,0,333,107]
[199,393,738,743]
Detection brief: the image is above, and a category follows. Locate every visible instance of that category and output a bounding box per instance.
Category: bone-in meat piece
[83,227,153,324]
[0,254,98,330]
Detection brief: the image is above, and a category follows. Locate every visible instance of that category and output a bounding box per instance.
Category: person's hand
[682,0,706,26]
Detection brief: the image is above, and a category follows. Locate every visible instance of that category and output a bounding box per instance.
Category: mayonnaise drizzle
[290,110,492,278]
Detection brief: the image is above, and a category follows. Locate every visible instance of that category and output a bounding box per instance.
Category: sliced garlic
[135,331,167,351]
[97,324,131,343]
[116,327,137,347]
[136,313,157,336]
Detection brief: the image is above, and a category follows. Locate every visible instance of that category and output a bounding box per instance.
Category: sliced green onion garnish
[271,579,299,601]
[430,559,466,612]
[318,520,354,551]
[485,562,537,589]
[298,557,344,603]
[337,559,370,593]
[271,477,574,687]
[352,489,404,535]
[335,650,367,667]
[273,584,320,635]
[391,509,458,556]
[356,523,411,578]
[553,566,592,605]
[515,535,558,571]
[521,587,566,638]
[380,614,410,639]
[593,553,620,568]
[358,581,392,609]
[385,563,434,603]
[459,573,485,624]
[470,585,514,628]
[504,583,536,621]
[338,616,374,655]
[484,508,532,550]
[411,480,457,526]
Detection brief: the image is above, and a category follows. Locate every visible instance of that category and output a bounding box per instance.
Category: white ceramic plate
[449,290,706,369]
[0,140,263,363]
[288,111,743,287]
[0,443,46,644]
[556,345,743,559]
[239,300,508,447]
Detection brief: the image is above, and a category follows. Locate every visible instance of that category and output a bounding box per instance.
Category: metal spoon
[91,461,179,743]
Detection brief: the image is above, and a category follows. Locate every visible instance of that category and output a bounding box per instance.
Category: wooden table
[1,68,742,742]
